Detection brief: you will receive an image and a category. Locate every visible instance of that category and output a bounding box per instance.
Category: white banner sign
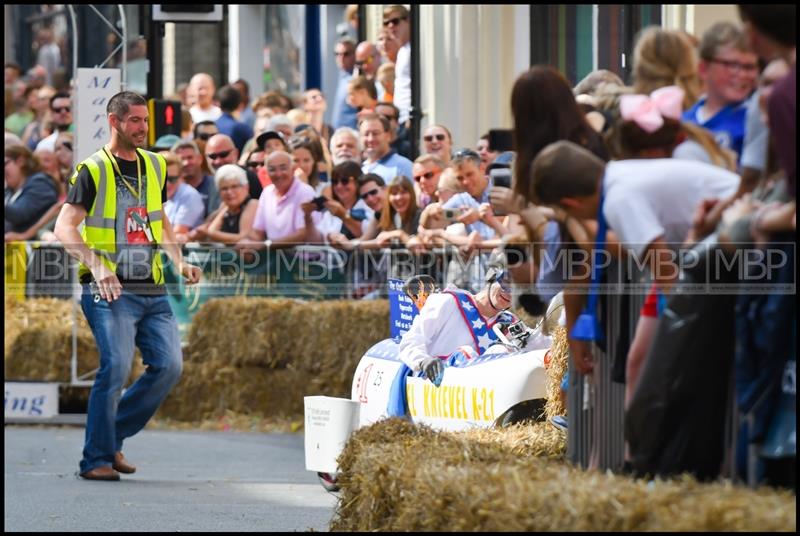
[5,382,59,419]
[76,68,121,165]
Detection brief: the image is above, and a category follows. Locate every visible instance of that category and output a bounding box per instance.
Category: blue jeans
[79,285,182,473]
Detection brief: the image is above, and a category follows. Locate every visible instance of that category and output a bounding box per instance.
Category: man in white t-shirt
[188,73,222,124]
[383,5,411,125]
[530,140,740,374]
[532,141,739,259]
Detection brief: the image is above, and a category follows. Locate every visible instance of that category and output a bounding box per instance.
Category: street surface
[4,426,337,532]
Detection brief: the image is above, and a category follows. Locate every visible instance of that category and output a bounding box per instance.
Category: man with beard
[54,91,202,481]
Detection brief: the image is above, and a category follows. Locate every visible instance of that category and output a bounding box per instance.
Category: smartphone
[312,196,328,211]
[349,208,367,221]
[489,167,513,216]
[488,129,514,152]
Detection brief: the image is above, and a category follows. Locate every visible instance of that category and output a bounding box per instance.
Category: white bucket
[303,396,361,473]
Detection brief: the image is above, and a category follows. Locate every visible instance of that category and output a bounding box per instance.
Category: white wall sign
[76,68,121,165]
[5,382,59,419]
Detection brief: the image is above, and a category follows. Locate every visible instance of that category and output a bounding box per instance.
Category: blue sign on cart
[388,278,418,339]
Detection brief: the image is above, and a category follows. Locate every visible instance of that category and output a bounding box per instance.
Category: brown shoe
[113,451,137,474]
[80,465,120,481]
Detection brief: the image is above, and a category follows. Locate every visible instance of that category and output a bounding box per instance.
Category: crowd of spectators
[4,5,795,489]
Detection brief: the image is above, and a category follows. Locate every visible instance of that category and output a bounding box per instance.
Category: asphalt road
[4,425,338,532]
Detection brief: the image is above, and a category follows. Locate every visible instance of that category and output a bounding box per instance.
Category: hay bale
[5,296,146,385]
[331,418,796,532]
[156,297,390,423]
[544,326,569,419]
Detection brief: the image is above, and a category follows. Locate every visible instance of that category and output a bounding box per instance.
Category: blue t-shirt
[441,184,495,240]
[682,97,749,162]
[216,112,254,154]
[331,71,359,130]
[361,151,414,186]
[165,182,205,229]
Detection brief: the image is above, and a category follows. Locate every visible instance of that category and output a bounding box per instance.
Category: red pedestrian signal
[147,99,182,147]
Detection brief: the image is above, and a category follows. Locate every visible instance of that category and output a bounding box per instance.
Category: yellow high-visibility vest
[71,148,167,284]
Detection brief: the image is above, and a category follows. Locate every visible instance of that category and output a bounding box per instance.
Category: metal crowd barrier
[5,241,497,387]
[567,260,647,472]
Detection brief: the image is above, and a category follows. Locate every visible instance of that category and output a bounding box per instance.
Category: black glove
[420,357,445,385]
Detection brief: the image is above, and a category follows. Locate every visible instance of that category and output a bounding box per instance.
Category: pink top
[253,178,316,241]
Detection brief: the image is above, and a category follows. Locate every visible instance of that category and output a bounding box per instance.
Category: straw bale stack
[158,298,390,422]
[6,296,145,387]
[331,418,796,532]
[544,326,569,419]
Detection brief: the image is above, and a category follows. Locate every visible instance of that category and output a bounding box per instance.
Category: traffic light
[147,99,182,147]
[152,5,222,22]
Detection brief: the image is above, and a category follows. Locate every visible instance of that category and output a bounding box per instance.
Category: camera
[490,167,512,189]
[312,196,328,211]
[442,208,459,222]
[508,321,526,338]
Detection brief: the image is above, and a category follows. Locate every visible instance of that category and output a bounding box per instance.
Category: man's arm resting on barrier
[54,202,123,301]
[160,212,201,285]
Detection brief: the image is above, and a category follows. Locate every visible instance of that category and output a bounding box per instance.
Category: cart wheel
[317,471,340,492]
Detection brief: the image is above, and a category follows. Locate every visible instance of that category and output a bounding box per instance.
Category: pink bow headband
[619,86,685,133]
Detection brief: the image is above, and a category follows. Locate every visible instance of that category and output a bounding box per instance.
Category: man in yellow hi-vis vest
[54,91,202,481]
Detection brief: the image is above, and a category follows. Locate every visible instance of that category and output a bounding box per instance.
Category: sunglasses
[414,171,436,182]
[331,177,353,186]
[166,175,180,183]
[245,160,262,169]
[454,148,480,160]
[334,51,353,57]
[52,106,71,113]
[361,188,380,199]
[355,57,373,67]
[57,141,73,151]
[383,16,407,27]
[196,132,214,141]
[424,134,447,143]
[207,149,232,160]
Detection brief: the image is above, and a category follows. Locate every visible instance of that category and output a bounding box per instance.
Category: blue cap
[152,134,182,150]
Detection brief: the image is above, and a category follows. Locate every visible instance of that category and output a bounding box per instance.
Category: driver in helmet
[398,267,513,384]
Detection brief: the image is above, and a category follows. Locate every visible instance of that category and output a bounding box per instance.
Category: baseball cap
[256,130,287,151]
[151,134,182,152]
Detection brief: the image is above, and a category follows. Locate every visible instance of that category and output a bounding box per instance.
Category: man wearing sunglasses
[204,134,262,207]
[383,5,411,126]
[398,266,514,385]
[354,41,385,101]
[421,124,453,165]
[35,92,74,153]
[331,37,360,130]
[412,154,444,208]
